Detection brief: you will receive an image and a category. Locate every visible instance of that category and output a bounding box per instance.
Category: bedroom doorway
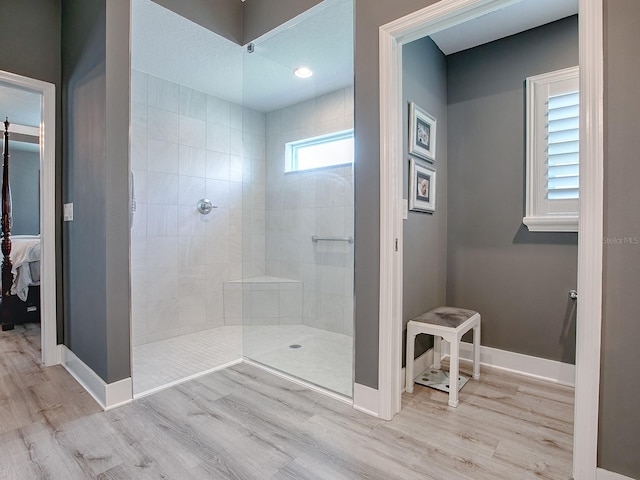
[0,70,57,366]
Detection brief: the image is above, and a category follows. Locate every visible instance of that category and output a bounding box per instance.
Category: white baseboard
[353,383,379,417]
[401,348,434,391]
[441,342,575,387]
[597,468,637,480]
[61,345,133,410]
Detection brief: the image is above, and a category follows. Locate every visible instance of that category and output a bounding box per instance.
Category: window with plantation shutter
[524,66,579,232]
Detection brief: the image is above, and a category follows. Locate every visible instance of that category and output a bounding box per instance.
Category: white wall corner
[596,468,637,480]
[353,383,380,418]
[402,348,434,392]
[61,345,133,410]
[441,342,575,387]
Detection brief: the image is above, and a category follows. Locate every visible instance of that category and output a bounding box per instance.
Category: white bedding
[4,235,41,301]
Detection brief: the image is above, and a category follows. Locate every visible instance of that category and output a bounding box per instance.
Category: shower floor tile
[244,325,353,397]
[133,324,353,399]
[132,326,242,396]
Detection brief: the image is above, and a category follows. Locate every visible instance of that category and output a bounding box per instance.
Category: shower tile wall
[264,87,354,336]
[130,70,266,346]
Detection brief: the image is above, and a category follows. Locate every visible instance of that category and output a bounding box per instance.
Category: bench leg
[473,322,481,380]
[406,326,416,394]
[433,335,441,369]
[448,339,459,407]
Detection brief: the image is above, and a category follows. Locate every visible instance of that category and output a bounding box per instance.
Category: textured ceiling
[242,0,354,112]
[132,0,353,113]
[132,0,245,106]
[430,0,578,55]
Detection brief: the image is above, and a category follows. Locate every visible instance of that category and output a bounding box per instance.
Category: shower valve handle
[197,199,217,215]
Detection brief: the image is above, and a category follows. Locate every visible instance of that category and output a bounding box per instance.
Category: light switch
[63,203,73,221]
[402,199,408,220]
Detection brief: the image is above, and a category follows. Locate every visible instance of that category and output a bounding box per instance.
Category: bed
[1,119,41,331]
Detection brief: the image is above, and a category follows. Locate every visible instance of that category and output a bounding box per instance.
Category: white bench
[405,306,481,407]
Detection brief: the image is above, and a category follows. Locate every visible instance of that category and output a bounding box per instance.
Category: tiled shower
[130,70,266,347]
[130,0,354,399]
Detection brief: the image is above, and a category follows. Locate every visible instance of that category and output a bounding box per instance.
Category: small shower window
[285,129,354,173]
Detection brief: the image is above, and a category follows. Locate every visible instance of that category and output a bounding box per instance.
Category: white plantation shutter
[524,66,580,232]
[547,91,579,200]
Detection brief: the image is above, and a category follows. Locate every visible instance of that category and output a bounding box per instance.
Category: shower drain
[289,344,302,349]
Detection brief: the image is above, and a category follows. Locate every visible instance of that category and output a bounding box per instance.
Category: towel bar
[311,235,354,244]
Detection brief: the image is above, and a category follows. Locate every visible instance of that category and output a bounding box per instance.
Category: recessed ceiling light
[294,66,313,79]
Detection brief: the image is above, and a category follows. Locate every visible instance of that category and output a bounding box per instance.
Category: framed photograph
[409,159,436,213]
[409,102,436,161]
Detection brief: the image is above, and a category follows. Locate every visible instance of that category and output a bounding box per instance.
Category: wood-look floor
[0,324,574,479]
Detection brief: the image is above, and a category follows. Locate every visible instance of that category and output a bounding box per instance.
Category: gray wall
[243,0,322,44]
[446,17,579,363]
[151,0,243,45]
[9,148,40,235]
[599,1,640,477]
[0,0,61,85]
[0,0,63,341]
[402,37,447,365]
[62,0,131,384]
[151,0,322,46]
[354,0,441,389]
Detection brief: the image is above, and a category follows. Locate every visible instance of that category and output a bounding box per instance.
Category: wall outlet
[63,203,73,221]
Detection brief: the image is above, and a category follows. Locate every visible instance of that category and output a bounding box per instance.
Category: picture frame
[409,102,436,161]
[409,159,436,213]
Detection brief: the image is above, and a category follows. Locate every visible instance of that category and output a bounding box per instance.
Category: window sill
[523,215,578,232]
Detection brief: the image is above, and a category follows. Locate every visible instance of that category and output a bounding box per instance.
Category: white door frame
[0,70,59,366]
[378,1,603,479]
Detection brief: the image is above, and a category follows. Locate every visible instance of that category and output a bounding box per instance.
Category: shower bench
[223,276,303,326]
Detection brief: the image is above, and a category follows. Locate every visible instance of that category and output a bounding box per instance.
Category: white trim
[523,215,578,232]
[379,1,603,479]
[61,345,133,410]
[574,0,604,478]
[244,359,353,406]
[378,20,404,421]
[0,69,59,367]
[441,342,575,387]
[596,468,636,480]
[401,348,434,391]
[353,382,380,417]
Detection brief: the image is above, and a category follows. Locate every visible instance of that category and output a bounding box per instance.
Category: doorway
[377,0,603,479]
[0,69,58,366]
